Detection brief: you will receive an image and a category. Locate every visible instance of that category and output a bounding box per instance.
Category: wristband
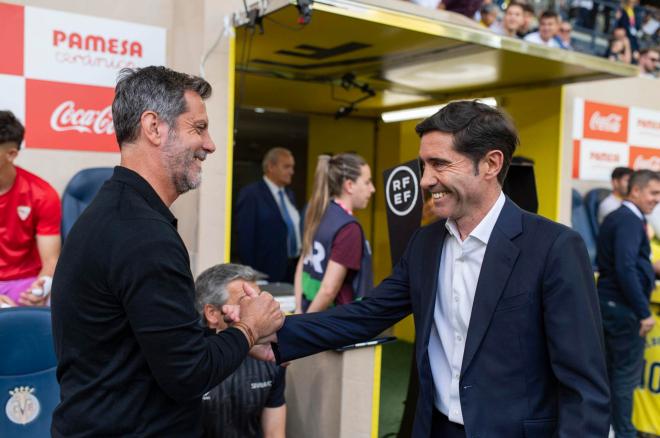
[233,322,255,348]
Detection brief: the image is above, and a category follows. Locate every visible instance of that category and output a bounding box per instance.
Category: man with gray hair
[235,147,301,282]
[196,263,286,438]
[51,66,283,437]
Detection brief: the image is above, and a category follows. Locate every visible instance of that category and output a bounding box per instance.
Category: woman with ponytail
[294,153,375,313]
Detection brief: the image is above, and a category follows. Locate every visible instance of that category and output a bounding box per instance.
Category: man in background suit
[235,147,301,283]
[266,101,610,437]
[597,169,660,438]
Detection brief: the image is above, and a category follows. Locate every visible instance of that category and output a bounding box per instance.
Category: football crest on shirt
[5,386,41,425]
[17,206,31,220]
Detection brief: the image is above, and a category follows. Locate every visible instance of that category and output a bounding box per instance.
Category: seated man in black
[196,264,286,438]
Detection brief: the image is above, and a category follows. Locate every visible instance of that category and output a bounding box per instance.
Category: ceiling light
[381,98,497,123]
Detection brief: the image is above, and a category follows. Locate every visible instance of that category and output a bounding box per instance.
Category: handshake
[222,283,285,360]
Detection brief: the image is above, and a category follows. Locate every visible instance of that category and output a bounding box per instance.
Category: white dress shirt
[622,200,644,221]
[428,191,506,424]
[263,176,301,257]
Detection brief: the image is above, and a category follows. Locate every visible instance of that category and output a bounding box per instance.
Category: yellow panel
[501,87,563,221]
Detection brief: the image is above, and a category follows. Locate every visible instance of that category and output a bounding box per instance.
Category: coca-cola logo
[50,101,114,135]
[633,155,660,171]
[589,111,623,133]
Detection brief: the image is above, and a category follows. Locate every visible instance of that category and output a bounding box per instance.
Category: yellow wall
[501,86,563,221]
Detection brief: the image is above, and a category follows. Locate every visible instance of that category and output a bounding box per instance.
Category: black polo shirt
[51,166,249,437]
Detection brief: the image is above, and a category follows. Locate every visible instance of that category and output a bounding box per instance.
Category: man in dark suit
[265,101,609,437]
[596,169,660,438]
[235,147,301,283]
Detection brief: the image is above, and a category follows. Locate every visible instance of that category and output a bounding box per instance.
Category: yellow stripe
[556,87,566,222]
[371,344,382,438]
[224,32,236,262]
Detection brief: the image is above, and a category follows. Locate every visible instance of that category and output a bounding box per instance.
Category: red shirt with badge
[0,166,61,280]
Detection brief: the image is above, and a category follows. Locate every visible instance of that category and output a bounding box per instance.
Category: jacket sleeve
[542,229,610,437]
[273,229,419,363]
[613,220,651,319]
[235,187,257,267]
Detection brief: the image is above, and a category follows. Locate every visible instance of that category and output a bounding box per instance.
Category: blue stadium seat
[584,188,611,238]
[571,189,597,269]
[61,167,113,241]
[0,307,59,436]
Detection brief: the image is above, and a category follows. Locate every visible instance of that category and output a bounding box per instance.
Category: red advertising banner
[0,3,24,76]
[583,100,629,144]
[25,79,117,152]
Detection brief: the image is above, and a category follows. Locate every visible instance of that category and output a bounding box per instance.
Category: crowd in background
[406,0,660,77]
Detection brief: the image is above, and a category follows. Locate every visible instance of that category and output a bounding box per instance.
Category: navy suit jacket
[274,198,610,438]
[235,180,298,282]
[596,204,654,320]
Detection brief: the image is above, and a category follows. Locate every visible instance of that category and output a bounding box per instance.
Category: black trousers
[431,409,466,438]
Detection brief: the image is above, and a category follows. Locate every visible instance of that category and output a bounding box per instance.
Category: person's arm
[306,260,348,313]
[261,406,286,438]
[543,229,610,436]
[622,38,632,63]
[262,365,286,438]
[613,221,651,319]
[19,234,61,306]
[294,257,304,314]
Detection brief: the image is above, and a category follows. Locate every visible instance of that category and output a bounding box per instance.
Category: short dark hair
[506,1,524,12]
[628,169,660,195]
[0,110,24,149]
[521,3,535,14]
[611,166,633,181]
[539,10,559,21]
[640,47,659,57]
[112,66,212,147]
[415,100,519,185]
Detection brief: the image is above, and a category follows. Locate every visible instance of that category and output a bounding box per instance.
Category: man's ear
[204,304,221,326]
[139,111,163,147]
[482,150,504,181]
[6,147,19,163]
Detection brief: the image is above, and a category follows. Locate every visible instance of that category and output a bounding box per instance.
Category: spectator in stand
[490,1,524,37]
[558,20,574,49]
[571,0,596,29]
[638,47,660,77]
[438,0,484,18]
[0,110,60,308]
[524,10,562,48]
[616,0,644,55]
[479,3,499,28]
[518,3,537,37]
[606,27,634,63]
[598,166,634,224]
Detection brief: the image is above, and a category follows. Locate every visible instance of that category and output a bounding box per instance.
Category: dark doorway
[230,108,309,262]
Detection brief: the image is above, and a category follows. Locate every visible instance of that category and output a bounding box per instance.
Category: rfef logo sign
[385,166,419,217]
[382,160,423,266]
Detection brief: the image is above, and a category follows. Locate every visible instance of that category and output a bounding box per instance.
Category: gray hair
[194,263,264,315]
[627,169,660,195]
[112,66,212,147]
[262,147,292,173]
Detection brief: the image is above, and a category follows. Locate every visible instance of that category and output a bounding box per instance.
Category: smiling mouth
[431,192,449,199]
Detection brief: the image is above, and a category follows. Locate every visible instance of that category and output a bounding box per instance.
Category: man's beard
[162,131,205,195]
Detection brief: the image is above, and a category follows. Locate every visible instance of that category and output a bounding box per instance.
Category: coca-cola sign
[583,101,628,143]
[630,146,660,171]
[25,79,117,152]
[50,101,114,135]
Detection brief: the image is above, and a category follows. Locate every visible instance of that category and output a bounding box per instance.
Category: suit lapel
[258,180,282,217]
[461,199,522,375]
[420,221,448,353]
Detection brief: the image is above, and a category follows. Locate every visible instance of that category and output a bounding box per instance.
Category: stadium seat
[61,167,113,241]
[571,189,597,269]
[0,307,59,436]
[584,188,611,238]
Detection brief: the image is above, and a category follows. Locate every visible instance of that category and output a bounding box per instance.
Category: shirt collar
[445,191,506,244]
[622,200,644,221]
[263,175,283,196]
[111,166,177,226]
